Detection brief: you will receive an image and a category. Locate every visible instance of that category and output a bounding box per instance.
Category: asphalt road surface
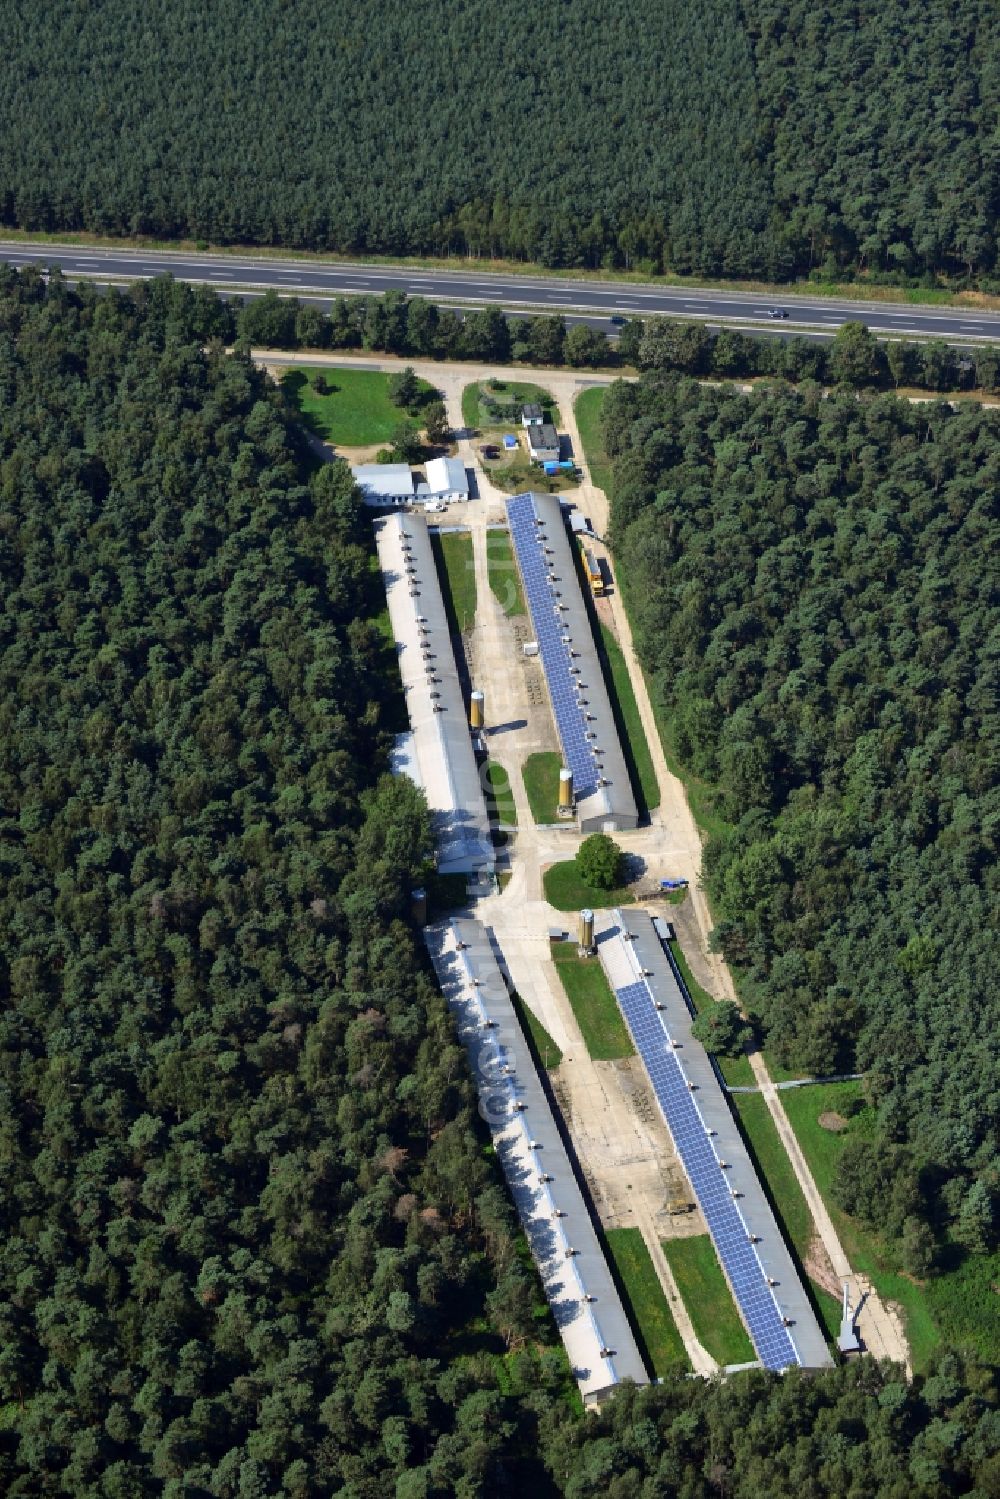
[4,240,1000,344]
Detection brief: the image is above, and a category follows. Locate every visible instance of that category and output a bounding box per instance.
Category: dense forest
[1,2,998,283]
[603,373,999,1270]
[2,269,1000,1490]
[0,267,568,1493]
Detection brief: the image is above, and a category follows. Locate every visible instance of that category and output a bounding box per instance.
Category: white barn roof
[426,918,649,1404]
[375,513,493,875]
[352,464,415,501]
[425,456,469,496]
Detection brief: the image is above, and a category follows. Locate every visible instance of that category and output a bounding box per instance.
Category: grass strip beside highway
[486,530,527,617]
[660,1235,755,1367]
[281,366,431,445]
[551,944,634,1060]
[522,752,562,825]
[430,531,477,635]
[543,859,635,913]
[605,1228,690,1376]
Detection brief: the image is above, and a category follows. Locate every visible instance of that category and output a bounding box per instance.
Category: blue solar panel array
[615,980,799,1371]
[507,493,599,800]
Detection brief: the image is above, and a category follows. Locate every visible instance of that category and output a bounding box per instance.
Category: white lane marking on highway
[960,323,984,330]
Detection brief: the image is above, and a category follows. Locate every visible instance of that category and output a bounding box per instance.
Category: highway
[3,240,1000,344]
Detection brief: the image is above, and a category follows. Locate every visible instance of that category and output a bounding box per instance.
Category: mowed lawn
[543,858,635,913]
[605,1227,689,1376]
[484,762,517,827]
[598,623,659,815]
[511,991,563,1071]
[731,1092,842,1342]
[551,944,633,1060]
[778,1081,1000,1371]
[430,531,477,634]
[486,529,527,616]
[522,751,562,824]
[462,379,560,432]
[660,1235,754,1367]
[281,367,433,445]
[573,386,613,497]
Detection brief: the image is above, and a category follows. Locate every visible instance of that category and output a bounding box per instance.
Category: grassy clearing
[486,530,527,616]
[779,1081,973,1371]
[551,944,634,1060]
[661,1235,755,1366]
[574,386,613,497]
[732,1093,842,1342]
[485,762,517,827]
[543,859,635,913]
[430,531,477,634]
[511,991,563,1071]
[668,941,754,1089]
[598,623,659,814]
[522,751,562,825]
[462,379,560,433]
[605,1228,690,1376]
[281,366,432,446]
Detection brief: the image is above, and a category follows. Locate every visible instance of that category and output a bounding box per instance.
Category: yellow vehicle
[584,547,606,597]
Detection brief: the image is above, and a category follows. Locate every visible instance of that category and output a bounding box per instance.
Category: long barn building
[375,512,494,877]
[426,916,649,1405]
[598,909,833,1372]
[505,492,638,832]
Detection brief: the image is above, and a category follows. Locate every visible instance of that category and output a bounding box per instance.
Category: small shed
[522,403,545,427]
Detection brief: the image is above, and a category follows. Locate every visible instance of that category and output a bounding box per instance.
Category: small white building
[526,423,560,464]
[425,456,470,503]
[351,464,415,507]
[521,403,545,428]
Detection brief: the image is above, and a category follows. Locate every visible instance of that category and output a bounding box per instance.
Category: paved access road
[3,239,1000,344]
